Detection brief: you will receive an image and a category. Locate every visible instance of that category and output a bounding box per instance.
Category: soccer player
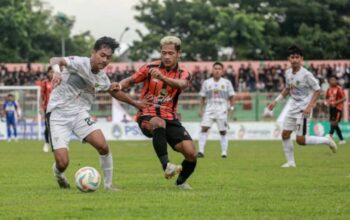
[48,36,148,190]
[325,75,346,144]
[41,66,53,152]
[197,62,235,158]
[3,94,19,142]
[268,45,337,168]
[118,36,197,189]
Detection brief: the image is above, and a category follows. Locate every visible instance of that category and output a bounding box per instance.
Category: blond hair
[160,36,181,51]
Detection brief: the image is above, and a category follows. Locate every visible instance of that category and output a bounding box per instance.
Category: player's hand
[134,96,153,110]
[324,100,329,106]
[267,101,276,111]
[52,72,62,88]
[150,68,164,80]
[303,106,312,117]
[109,82,122,91]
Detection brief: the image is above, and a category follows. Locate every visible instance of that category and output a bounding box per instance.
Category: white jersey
[47,56,111,114]
[285,67,320,117]
[199,77,235,118]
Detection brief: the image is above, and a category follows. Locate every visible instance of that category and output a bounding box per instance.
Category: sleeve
[338,87,345,99]
[227,80,235,96]
[306,72,320,91]
[199,80,206,97]
[63,56,89,77]
[180,70,192,81]
[325,89,330,99]
[95,73,112,92]
[131,64,150,84]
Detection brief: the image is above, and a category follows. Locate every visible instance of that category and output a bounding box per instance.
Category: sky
[46,0,147,45]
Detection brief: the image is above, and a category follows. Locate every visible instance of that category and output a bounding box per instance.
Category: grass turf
[0,140,349,220]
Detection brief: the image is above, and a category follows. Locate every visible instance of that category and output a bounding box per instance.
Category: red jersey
[41,79,53,111]
[132,60,191,120]
[326,85,345,111]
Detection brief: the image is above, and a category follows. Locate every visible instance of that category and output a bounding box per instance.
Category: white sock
[53,162,65,179]
[100,153,113,188]
[198,132,208,154]
[220,134,228,155]
[305,136,330,145]
[282,139,295,164]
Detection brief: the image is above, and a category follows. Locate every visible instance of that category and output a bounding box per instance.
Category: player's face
[212,65,223,79]
[288,54,303,69]
[329,77,338,86]
[47,70,54,80]
[91,47,113,71]
[160,44,180,68]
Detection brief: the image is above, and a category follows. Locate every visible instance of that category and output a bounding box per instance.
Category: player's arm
[118,76,135,91]
[303,73,322,117]
[49,57,67,88]
[108,90,152,110]
[268,87,290,111]
[199,96,206,117]
[151,69,189,89]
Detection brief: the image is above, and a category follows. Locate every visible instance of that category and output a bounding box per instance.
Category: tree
[0,0,94,62]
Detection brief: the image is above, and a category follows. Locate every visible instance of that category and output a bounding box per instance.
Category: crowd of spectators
[1,62,350,93]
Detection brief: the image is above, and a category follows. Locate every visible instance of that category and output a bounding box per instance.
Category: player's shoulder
[221,77,231,84]
[146,60,162,68]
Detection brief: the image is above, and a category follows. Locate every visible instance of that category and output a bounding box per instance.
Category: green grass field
[0,140,349,220]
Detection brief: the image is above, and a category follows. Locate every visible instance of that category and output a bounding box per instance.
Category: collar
[160,62,179,72]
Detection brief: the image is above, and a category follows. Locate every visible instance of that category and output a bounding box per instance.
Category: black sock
[44,126,49,143]
[152,127,169,170]
[334,125,344,140]
[176,160,197,185]
[329,125,335,136]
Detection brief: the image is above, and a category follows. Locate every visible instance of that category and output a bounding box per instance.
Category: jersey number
[84,118,94,126]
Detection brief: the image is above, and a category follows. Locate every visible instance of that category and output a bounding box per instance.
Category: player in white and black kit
[48,37,149,190]
[268,45,337,168]
[197,62,235,158]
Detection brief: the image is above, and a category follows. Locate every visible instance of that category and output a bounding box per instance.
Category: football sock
[13,125,17,137]
[152,127,169,170]
[334,125,344,140]
[220,134,228,155]
[198,132,208,154]
[329,125,335,135]
[100,152,113,188]
[305,136,330,145]
[282,139,295,163]
[53,162,65,179]
[176,160,197,185]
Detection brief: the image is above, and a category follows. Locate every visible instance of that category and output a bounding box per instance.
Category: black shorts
[329,107,342,122]
[137,115,192,149]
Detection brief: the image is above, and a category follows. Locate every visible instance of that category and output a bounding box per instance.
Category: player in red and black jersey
[41,66,54,152]
[119,36,197,189]
[325,75,346,144]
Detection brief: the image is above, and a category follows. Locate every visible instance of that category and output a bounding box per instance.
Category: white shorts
[47,110,99,150]
[201,112,228,131]
[283,115,309,136]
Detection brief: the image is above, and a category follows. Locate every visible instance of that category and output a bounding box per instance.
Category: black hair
[7,94,13,97]
[213,61,224,68]
[93,36,119,53]
[47,66,52,72]
[287,44,303,57]
[328,75,338,80]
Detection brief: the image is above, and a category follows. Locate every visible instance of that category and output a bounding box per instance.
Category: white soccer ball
[75,166,101,192]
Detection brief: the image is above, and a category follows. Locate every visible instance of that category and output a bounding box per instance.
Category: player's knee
[281,132,291,140]
[296,136,306,145]
[97,144,109,155]
[185,151,197,162]
[151,118,166,129]
[331,121,337,126]
[56,158,69,170]
[201,127,209,133]
[219,131,226,136]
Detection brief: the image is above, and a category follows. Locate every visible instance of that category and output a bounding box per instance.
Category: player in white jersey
[48,36,149,190]
[268,45,337,168]
[197,62,235,158]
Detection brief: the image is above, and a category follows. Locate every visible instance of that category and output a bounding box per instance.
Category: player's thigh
[216,118,228,132]
[201,112,214,128]
[137,115,155,138]
[166,120,193,150]
[72,111,100,143]
[48,111,72,150]
[295,117,308,137]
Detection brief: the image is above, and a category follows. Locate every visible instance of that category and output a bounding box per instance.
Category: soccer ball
[74,166,101,192]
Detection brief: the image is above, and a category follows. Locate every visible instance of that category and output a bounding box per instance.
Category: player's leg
[198,112,213,157]
[295,117,337,153]
[281,116,296,167]
[217,119,229,158]
[73,112,116,191]
[167,121,196,189]
[43,116,50,152]
[12,121,17,141]
[6,120,12,142]
[83,129,117,191]
[198,126,210,157]
[48,111,72,188]
[138,116,170,170]
[332,110,345,144]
